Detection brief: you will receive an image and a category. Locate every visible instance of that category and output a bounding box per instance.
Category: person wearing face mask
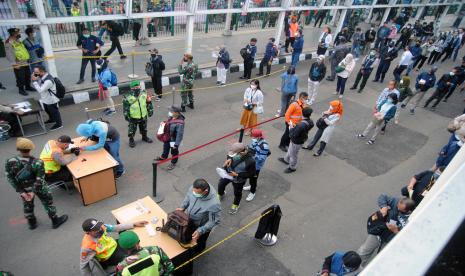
[5,28,33,96]
[307,55,326,105]
[23,27,44,71]
[76,28,103,85]
[317,26,333,55]
[335,53,356,99]
[122,81,154,148]
[217,143,256,214]
[178,53,198,112]
[155,106,185,170]
[240,38,257,80]
[319,251,361,276]
[401,167,445,207]
[176,179,221,253]
[396,23,413,49]
[243,129,270,201]
[364,26,377,55]
[95,58,116,116]
[148,48,166,101]
[80,218,148,276]
[424,69,457,111]
[350,50,379,93]
[279,67,298,117]
[303,100,343,156]
[240,79,264,135]
[357,93,398,145]
[257,38,278,76]
[279,92,309,152]
[32,65,63,131]
[434,128,464,170]
[402,66,436,114]
[216,45,231,85]
[291,30,304,67]
[393,46,413,82]
[373,41,398,83]
[375,21,390,49]
[412,39,433,72]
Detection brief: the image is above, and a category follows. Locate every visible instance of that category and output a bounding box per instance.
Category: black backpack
[240,47,249,59]
[46,75,66,99]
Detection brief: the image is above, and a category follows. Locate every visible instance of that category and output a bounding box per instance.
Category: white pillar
[185,0,199,53]
[223,0,233,36]
[436,5,450,32]
[335,9,347,35]
[380,0,395,26]
[274,0,292,45]
[32,0,58,77]
[415,6,425,20]
[330,0,341,26]
[365,0,378,23]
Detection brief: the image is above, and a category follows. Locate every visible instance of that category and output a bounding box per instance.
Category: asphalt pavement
[0,23,464,275]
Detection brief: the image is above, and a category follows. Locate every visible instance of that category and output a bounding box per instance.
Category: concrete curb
[62,52,314,107]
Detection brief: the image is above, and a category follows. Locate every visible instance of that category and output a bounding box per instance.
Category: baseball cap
[251,129,263,138]
[57,135,74,144]
[169,105,182,113]
[130,80,140,88]
[82,218,103,232]
[228,142,246,157]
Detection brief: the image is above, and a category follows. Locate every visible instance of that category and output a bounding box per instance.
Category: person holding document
[155,106,185,171]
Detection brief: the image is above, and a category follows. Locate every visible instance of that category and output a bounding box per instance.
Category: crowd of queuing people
[2,8,465,275]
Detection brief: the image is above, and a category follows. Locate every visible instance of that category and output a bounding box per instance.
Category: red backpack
[156,119,183,142]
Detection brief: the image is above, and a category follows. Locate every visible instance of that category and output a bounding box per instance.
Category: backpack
[160,210,195,245]
[240,47,249,59]
[14,157,36,186]
[46,75,66,99]
[109,70,118,86]
[145,62,153,77]
[156,119,184,142]
[111,23,124,36]
[249,140,271,157]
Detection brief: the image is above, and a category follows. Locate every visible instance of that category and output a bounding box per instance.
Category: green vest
[127,93,148,119]
[122,254,160,276]
[12,40,30,62]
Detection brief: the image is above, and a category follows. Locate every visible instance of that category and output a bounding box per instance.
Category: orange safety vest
[39,140,62,174]
[285,99,304,125]
[81,226,117,261]
[289,23,299,38]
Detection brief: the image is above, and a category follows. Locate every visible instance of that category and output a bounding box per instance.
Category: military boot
[28,217,38,230]
[188,102,194,109]
[51,214,68,229]
[142,135,153,143]
[129,137,136,148]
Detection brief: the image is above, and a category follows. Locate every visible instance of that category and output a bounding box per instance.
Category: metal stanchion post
[238,128,245,142]
[85,107,90,120]
[172,86,175,105]
[128,52,138,79]
[152,161,164,203]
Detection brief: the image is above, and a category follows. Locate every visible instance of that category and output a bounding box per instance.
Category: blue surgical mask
[450,72,455,76]
[192,191,204,198]
[168,111,173,117]
[83,34,90,38]
[387,98,393,103]
[251,138,258,143]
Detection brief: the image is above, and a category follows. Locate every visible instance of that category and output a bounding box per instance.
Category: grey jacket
[180,184,222,234]
[169,115,185,147]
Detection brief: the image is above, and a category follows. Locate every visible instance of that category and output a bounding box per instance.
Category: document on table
[115,200,149,223]
[12,101,32,112]
[216,167,233,180]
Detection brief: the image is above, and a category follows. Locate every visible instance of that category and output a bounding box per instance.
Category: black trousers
[374,60,391,82]
[217,178,245,206]
[424,89,448,108]
[0,112,21,136]
[243,59,254,79]
[14,66,31,89]
[314,15,325,28]
[258,58,271,75]
[441,47,454,62]
[412,55,428,70]
[279,122,290,148]
[100,244,126,268]
[393,65,407,82]
[151,75,163,97]
[428,51,441,64]
[316,46,327,55]
[161,141,179,164]
[445,84,458,100]
[132,22,141,40]
[104,36,124,57]
[284,37,295,52]
[352,70,371,91]
[194,231,211,254]
[248,170,260,194]
[308,127,324,149]
[45,166,73,183]
[43,103,62,127]
[79,57,97,80]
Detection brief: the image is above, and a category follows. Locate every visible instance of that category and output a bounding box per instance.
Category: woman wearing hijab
[335,54,356,99]
[240,79,264,135]
[96,58,116,116]
[357,93,398,145]
[303,100,343,156]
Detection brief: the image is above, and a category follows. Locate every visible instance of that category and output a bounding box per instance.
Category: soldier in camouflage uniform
[178,53,198,112]
[5,138,68,230]
[123,80,154,148]
[116,231,174,276]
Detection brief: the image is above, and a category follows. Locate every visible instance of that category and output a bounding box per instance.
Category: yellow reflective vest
[12,40,30,62]
[122,254,160,276]
[81,226,117,261]
[39,140,62,174]
[127,93,148,119]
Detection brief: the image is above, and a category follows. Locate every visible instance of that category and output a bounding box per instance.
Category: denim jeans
[161,141,179,164]
[336,76,347,95]
[291,52,300,67]
[280,93,295,116]
[104,138,125,175]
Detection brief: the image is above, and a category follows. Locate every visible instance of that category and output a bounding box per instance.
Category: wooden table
[13,98,47,137]
[112,196,195,275]
[67,137,118,205]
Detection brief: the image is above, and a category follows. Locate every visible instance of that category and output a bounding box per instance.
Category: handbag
[253,104,264,114]
[335,65,345,73]
[366,211,388,236]
[316,117,328,129]
[159,210,195,245]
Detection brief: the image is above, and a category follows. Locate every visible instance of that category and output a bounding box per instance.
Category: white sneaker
[243,184,251,191]
[246,193,255,201]
[338,95,344,99]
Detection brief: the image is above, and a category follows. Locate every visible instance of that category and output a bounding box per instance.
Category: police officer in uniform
[5,28,33,96]
[122,81,154,148]
[5,138,68,230]
[115,231,174,276]
[40,135,79,183]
